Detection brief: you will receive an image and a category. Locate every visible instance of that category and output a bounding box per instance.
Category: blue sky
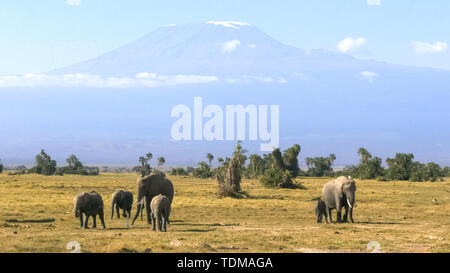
[1,0,449,75]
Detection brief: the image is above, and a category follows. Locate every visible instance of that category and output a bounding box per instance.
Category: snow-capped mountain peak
[204,21,251,29]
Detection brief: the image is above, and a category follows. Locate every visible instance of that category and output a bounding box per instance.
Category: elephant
[73,191,106,229]
[312,197,328,223]
[111,190,133,219]
[322,176,356,223]
[131,174,174,226]
[150,194,171,232]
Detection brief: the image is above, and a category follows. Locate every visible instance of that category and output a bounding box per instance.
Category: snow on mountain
[51,22,366,78]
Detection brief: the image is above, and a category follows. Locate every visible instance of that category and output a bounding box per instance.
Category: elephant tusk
[347,198,352,208]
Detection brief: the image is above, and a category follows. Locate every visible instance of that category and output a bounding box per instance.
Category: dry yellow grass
[0,172,449,253]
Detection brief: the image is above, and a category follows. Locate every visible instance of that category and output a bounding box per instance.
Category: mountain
[51,21,388,77]
[1,22,449,166]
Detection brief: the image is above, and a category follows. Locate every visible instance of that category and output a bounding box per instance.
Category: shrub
[193,161,212,178]
[170,168,189,176]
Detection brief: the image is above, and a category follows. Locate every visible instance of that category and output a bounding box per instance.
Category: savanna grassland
[0,172,449,253]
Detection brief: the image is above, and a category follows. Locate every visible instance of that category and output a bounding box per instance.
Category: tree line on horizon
[172,145,450,184]
[1,145,449,185]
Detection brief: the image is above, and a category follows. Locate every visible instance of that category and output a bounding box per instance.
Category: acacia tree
[305,154,336,177]
[136,153,153,177]
[157,157,166,169]
[0,158,3,174]
[206,153,214,168]
[31,149,57,175]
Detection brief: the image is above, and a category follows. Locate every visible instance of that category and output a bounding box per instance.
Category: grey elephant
[312,197,328,223]
[73,191,106,229]
[150,194,171,232]
[111,190,133,219]
[131,174,174,225]
[322,176,356,223]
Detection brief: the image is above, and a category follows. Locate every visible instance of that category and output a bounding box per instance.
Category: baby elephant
[312,197,328,223]
[111,190,133,219]
[73,191,106,229]
[150,194,171,232]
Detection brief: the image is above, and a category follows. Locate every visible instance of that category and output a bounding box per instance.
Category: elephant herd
[72,174,174,232]
[72,174,357,231]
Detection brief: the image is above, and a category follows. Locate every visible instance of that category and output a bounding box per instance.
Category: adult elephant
[131,174,174,225]
[322,176,356,223]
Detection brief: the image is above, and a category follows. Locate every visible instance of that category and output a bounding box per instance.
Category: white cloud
[366,0,381,6]
[337,37,367,53]
[67,0,81,6]
[248,44,256,49]
[279,77,287,83]
[411,41,447,54]
[360,71,378,81]
[221,40,241,53]
[0,73,218,88]
[224,75,274,83]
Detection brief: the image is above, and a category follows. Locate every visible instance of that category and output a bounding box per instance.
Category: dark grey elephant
[73,191,106,229]
[131,174,174,225]
[150,194,171,232]
[322,176,356,223]
[312,197,328,223]
[111,190,133,219]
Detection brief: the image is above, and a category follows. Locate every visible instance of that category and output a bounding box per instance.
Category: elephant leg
[145,197,152,224]
[111,202,114,219]
[84,215,89,229]
[99,212,106,229]
[155,214,160,231]
[336,202,343,223]
[122,209,127,218]
[327,208,332,223]
[162,215,167,232]
[342,206,349,223]
[116,205,121,219]
[79,213,84,228]
[151,213,156,230]
[92,214,97,228]
[131,202,142,225]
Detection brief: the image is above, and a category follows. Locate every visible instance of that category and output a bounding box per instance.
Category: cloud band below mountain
[0,73,219,88]
[0,73,296,88]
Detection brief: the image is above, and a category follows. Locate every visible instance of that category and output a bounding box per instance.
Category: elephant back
[137,174,174,202]
[75,191,104,215]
